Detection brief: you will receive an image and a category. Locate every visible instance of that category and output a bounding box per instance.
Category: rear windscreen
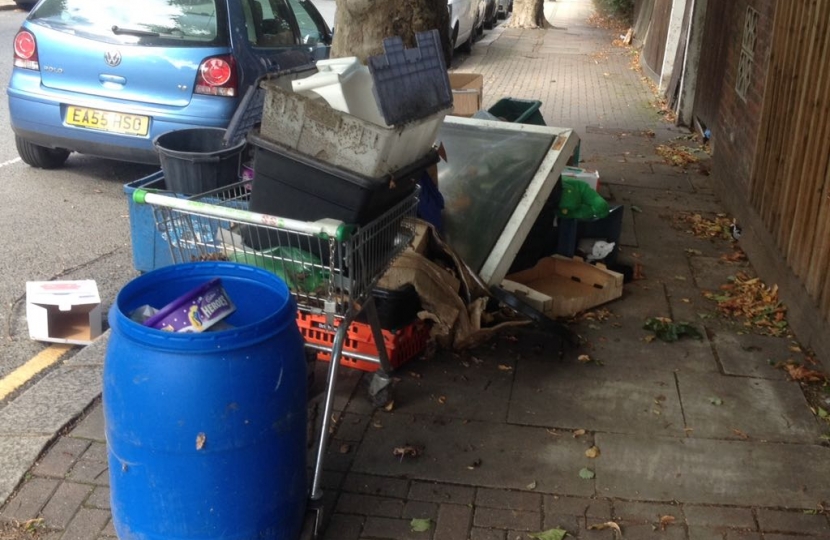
[30,0,228,47]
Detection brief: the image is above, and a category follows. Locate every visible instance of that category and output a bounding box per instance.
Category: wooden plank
[788,0,830,276]
[769,0,810,247]
[806,161,830,297]
[754,1,804,235]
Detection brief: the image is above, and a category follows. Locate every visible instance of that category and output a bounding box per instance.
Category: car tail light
[195,55,237,97]
[13,30,39,70]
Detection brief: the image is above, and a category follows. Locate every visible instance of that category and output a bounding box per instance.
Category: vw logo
[104,50,122,67]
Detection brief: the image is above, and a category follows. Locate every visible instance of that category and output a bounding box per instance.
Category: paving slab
[677,372,821,443]
[0,436,53,509]
[351,416,595,497]
[608,184,725,215]
[594,433,830,507]
[0,366,102,436]
[689,255,753,292]
[509,361,685,435]
[709,331,795,380]
[389,353,514,423]
[62,334,107,367]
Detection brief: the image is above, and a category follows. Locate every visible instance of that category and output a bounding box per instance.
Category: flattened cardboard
[26,280,102,345]
[503,255,623,318]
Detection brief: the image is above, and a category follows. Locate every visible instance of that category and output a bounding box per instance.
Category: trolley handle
[132,189,356,241]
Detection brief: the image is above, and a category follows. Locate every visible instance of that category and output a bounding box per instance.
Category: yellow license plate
[65,106,149,136]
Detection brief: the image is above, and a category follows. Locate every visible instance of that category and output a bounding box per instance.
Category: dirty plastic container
[487,98,546,125]
[154,128,245,194]
[291,57,388,126]
[104,262,307,540]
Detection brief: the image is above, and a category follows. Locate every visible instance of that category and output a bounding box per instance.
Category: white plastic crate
[259,79,447,179]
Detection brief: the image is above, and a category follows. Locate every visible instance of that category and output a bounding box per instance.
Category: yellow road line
[0,345,73,401]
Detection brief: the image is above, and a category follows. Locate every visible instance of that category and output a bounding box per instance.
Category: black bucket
[154,128,245,195]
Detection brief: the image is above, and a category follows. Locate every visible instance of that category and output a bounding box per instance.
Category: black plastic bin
[154,128,245,195]
[556,205,625,266]
[356,284,422,330]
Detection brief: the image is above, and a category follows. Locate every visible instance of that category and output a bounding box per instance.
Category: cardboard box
[502,255,623,318]
[561,166,600,190]
[26,280,102,345]
[448,73,483,117]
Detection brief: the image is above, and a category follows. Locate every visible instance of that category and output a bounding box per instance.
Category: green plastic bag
[558,179,609,219]
[230,246,328,294]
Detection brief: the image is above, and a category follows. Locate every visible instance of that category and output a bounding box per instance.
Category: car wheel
[16,136,70,169]
[460,29,474,53]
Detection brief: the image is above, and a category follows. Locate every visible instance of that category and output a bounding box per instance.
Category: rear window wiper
[112,25,160,37]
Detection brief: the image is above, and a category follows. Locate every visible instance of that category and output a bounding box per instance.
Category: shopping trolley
[132,180,419,532]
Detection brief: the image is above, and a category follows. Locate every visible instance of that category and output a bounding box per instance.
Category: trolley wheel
[368,372,394,409]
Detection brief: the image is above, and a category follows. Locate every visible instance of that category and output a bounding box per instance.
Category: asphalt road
[0,0,335,387]
[0,8,156,385]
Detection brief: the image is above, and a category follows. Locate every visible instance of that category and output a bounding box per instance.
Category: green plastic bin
[487,98,546,125]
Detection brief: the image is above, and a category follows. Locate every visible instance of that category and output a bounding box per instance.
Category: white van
[448,0,483,54]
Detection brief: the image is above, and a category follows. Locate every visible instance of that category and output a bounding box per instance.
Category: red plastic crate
[296,312,429,372]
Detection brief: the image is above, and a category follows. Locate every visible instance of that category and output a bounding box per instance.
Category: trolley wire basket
[132,180,420,517]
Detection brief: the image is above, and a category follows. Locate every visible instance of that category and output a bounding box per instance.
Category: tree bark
[332,0,451,66]
[508,0,548,28]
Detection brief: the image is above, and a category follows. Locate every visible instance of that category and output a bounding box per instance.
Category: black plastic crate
[247,131,436,226]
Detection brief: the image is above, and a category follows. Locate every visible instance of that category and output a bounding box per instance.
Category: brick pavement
[3,0,830,539]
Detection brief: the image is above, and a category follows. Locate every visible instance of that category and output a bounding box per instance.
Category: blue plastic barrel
[104,262,307,540]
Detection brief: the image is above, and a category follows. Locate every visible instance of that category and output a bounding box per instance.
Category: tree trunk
[508,0,548,28]
[332,0,451,66]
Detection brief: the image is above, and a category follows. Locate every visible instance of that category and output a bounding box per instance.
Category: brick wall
[697,0,776,196]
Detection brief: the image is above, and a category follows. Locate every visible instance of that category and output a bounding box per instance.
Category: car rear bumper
[8,83,235,165]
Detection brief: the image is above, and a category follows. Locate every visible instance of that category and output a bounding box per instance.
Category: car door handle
[99,74,126,86]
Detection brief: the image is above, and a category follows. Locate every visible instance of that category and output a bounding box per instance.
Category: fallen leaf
[643,317,702,342]
[674,275,687,281]
[578,354,592,363]
[467,458,482,470]
[392,445,422,459]
[498,364,513,371]
[588,521,622,536]
[709,397,723,406]
[732,428,750,440]
[579,467,595,480]
[371,420,383,429]
[573,429,586,437]
[659,515,676,530]
[384,401,396,412]
[817,407,829,419]
[528,528,568,540]
[644,335,656,344]
[783,363,827,383]
[526,480,537,490]
[339,443,351,454]
[585,446,600,458]
[685,248,703,256]
[437,396,447,405]
[195,432,206,451]
[630,205,642,213]
[681,298,691,304]
[410,518,431,532]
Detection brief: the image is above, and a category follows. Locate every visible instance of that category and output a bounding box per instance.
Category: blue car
[8,0,331,168]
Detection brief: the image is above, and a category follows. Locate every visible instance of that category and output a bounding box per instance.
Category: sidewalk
[3,0,830,538]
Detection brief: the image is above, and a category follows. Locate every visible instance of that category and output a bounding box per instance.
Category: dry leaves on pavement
[392,444,422,460]
[656,144,700,166]
[777,362,828,383]
[673,212,735,241]
[704,272,789,337]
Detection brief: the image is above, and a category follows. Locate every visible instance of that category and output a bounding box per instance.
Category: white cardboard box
[26,280,102,345]
[561,166,600,190]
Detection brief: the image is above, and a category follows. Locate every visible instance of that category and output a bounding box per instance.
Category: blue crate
[124,172,175,273]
